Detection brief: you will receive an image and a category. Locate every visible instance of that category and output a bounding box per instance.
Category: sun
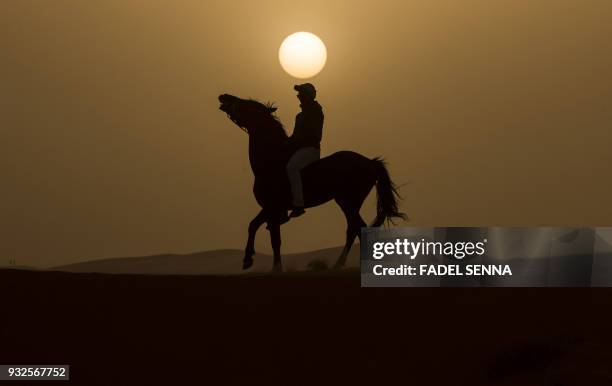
[278,32,327,79]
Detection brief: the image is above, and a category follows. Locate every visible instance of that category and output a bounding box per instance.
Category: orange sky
[2,0,612,267]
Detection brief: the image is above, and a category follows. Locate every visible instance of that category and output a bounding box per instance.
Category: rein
[227,113,248,133]
[225,104,248,133]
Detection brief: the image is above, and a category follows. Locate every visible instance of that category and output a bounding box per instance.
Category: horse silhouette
[219,94,406,271]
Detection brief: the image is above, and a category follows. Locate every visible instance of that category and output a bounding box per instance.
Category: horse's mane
[248,99,288,139]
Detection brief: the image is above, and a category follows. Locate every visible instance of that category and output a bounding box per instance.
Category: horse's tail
[370,157,407,227]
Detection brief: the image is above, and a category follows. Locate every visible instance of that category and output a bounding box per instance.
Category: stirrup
[289,208,305,218]
[266,212,290,229]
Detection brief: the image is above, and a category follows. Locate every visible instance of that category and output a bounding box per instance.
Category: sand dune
[53,245,360,275]
[1,268,611,385]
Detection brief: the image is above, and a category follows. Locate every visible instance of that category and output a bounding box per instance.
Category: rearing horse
[219,94,406,271]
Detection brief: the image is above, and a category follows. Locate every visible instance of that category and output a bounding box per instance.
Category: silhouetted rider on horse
[286,83,324,218]
[218,88,405,271]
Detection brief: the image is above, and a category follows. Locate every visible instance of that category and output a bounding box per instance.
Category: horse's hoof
[333,260,346,270]
[243,258,254,270]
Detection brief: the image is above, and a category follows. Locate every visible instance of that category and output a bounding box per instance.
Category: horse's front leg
[243,209,267,270]
[268,220,282,272]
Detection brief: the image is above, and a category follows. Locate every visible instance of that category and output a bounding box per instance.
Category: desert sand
[1,266,611,385]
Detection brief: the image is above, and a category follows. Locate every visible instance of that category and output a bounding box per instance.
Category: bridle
[224,103,248,133]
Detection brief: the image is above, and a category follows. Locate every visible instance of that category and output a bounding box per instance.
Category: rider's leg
[287,149,308,208]
[286,147,320,217]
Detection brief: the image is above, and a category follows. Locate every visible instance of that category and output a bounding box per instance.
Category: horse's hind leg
[333,201,366,269]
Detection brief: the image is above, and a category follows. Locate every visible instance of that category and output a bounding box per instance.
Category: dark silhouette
[286,83,324,218]
[219,93,406,271]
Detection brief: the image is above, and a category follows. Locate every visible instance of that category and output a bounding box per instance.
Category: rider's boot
[266,211,290,230]
[289,207,305,218]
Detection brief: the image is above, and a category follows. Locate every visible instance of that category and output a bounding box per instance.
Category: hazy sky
[2,0,611,267]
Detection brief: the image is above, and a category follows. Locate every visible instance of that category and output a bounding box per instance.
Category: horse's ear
[268,107,277,113]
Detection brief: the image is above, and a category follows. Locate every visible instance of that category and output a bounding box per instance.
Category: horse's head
[218,94,280,135]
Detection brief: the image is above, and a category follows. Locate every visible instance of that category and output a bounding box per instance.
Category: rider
[286,83,324,218]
